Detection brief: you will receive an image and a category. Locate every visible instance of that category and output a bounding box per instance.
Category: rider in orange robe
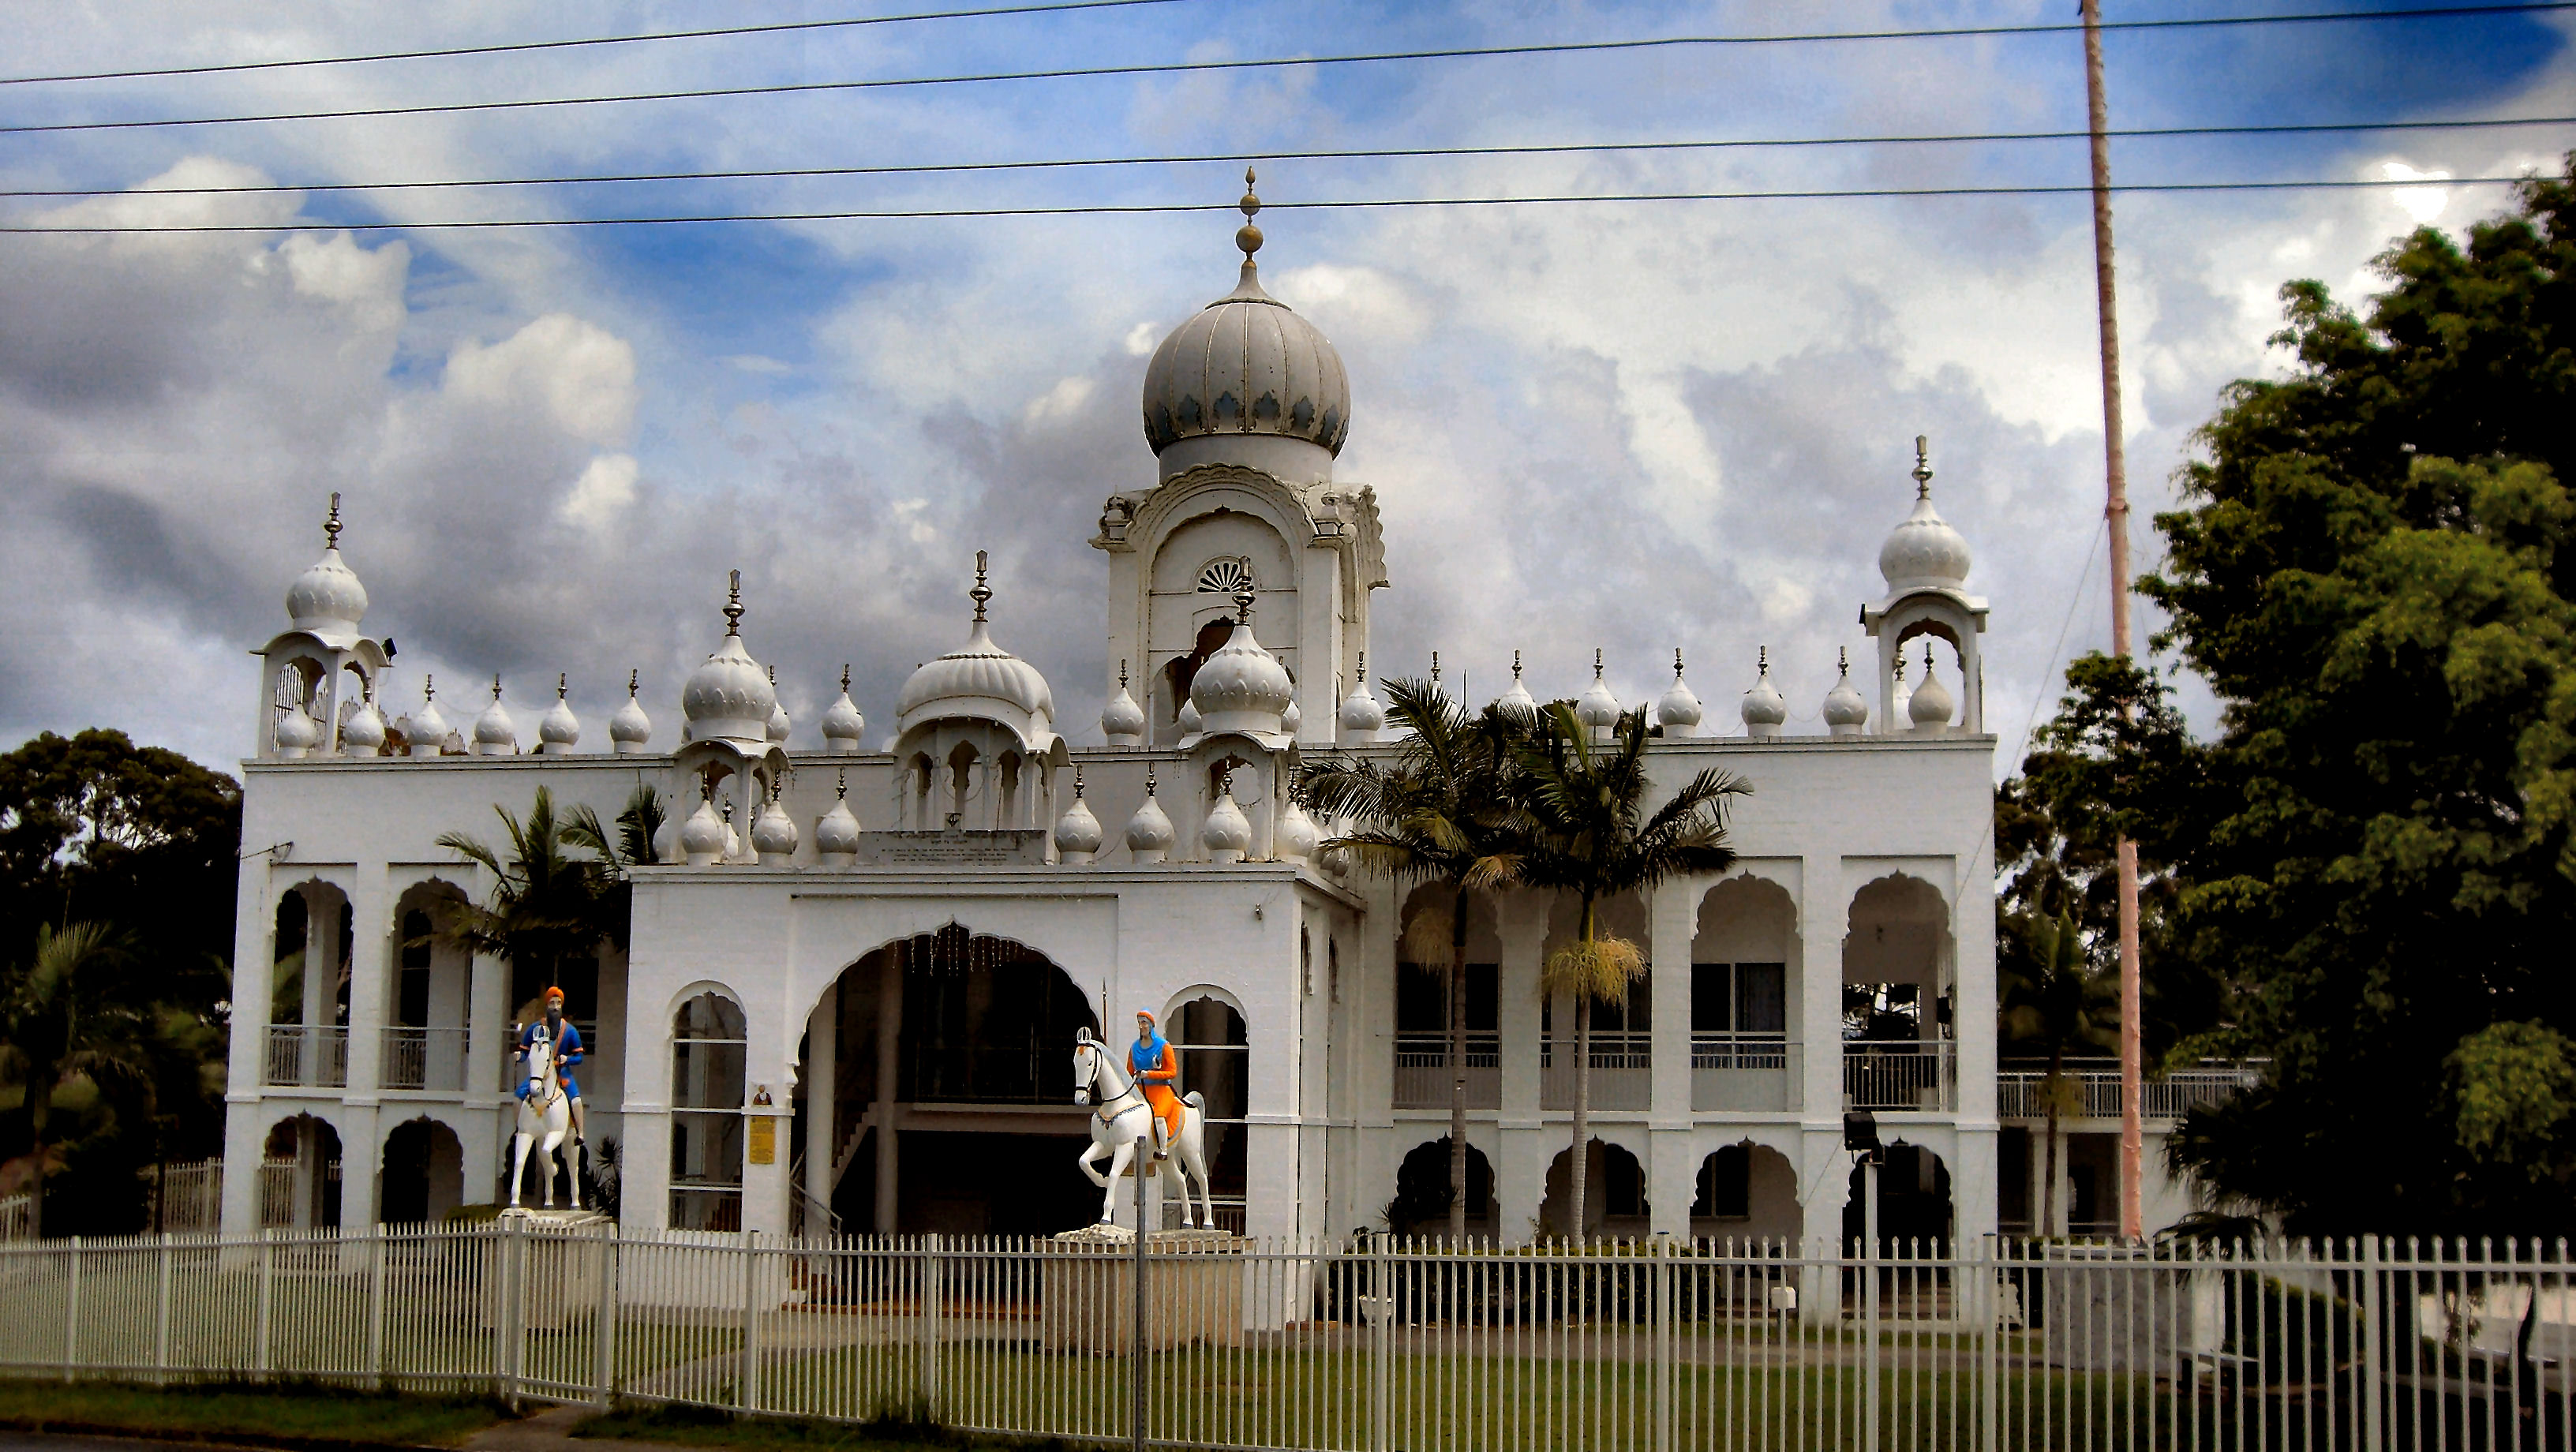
[1132,1011,1182,1158]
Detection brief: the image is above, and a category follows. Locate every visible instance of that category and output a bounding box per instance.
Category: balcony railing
[1392,1031,1501,1110]
[1540,1031,1650,1111]
[1996,1057,2260,1122]
[1843,1040,1956,1112]
[1691,1035,1803,1112]
[381,1027,470,1092]
[264,1025,349,1088]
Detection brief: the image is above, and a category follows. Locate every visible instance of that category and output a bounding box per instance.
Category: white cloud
[560,453,639,529]
[444,313,637,447]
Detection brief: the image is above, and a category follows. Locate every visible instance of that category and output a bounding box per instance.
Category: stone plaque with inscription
[852,829,1048,866]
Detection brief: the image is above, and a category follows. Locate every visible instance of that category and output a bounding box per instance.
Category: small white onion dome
[895,552,1057,747]
[1823,648,1870,736]
[473,675,517,756]
[1908,642,1956,732]
[1101,661,1148,747]
[1200,777,1252,864]
[339,692,387,754]
[407,677,451,758]
[751,791,800,863]
[1282,696,1302,733]
[1657,649,1703,737]
[1054,769,1105,865]
[1275,797,1319,863]
[1740,647,1788,738]
[821,665,865,754]
[681,573,778,748]
[1577,650,1622,741]
[1140,170,1350,468]
[273,705,320,758]
[609,670,653,754]
[1125,769,1176,864]
[538,674,581,755]
[1496,651,1537,713]
[651,809,679,864]
[816,799,861,864]
[1178,696,1204,736]
[1878,436,1972,592]
[284,494,369,638]
[680,793,727,866]
[1338,653,1385,742]
[1189,590,1295,735]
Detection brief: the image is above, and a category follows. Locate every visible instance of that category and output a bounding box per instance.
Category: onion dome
[1577,650,1622,741]
[1189,589,1295,735]
[1878,436,1971,592]
[821,665,865,754]
[473,675,517,755]
[1201,773,1252,864]
[340,689,387,754]
[1275,796,1319,863]
[1338,653,1385,740]
[1908,642,1955,732]
[407,676,451,758]
[1102,661,1147,747]
[538,674,581,755]
[895,552,1056,747]
[1282,696,1302,733]
[816,770,862,862]
[1140,170,1350,471]
[765,668,792,744]
[1891,649,1913,724]
[1823,647,1870,736]
[284,493,369,638]
[1496,651,1537,713]
[751,788,800,863]
[610,670,653,754]
[1054,768,1105,865]
[274,704,320,758]
[1178,696,1203,736]
[1657,649,1703,737]
[680,790,727,866]
[1125,768,1176,863]
[681,572,778,749]
[1740,647,1788,738]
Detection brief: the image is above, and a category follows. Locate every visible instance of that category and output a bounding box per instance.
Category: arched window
[670,992,747,1231]
[1168,995,1249,1231]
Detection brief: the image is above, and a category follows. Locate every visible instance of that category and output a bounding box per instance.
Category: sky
[0,0,2567,777]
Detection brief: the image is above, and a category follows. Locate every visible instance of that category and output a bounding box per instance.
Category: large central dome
[1140,172,1350,468]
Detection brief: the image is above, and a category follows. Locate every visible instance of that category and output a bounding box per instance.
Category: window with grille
[1196,558,1255,594]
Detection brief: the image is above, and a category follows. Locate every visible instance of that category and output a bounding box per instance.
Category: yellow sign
[747,1115,777,1166]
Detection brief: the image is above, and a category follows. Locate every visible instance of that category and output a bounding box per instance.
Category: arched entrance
[1390,1137,1496,1239]
[1690,1142,1801,1244]
[381,1118,463,1224]
[1540,1137,1649,1241]
[262,1114,342,1229]
[1843,1142,1953,1252]
[802,924,1100,1237]
[1167,993,1248,1230]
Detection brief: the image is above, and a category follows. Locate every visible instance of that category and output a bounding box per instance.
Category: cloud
[560,452,639,529]
[443,313,637,448]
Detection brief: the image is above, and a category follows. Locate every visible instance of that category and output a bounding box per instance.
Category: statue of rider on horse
[1072,1009,1217,1228]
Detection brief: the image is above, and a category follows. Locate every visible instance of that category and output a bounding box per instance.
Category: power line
[5,4,2569,138]
[0,0,1186,88]
[7,115,2569,200]
[2,174,2533,234]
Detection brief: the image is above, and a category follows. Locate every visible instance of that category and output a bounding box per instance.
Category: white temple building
[217,190,2207,1248]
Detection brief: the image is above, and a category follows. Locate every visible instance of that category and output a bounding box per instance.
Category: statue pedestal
[1041,1226,1247,1353]
[479,1208,612,1330]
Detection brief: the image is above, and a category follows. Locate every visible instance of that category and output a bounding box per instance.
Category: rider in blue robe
[516,985,586,1143]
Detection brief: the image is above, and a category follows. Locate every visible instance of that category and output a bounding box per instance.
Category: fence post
[1651,1237,1673,1452]
[1863,1158,1881,1452]
[1130,1143,1147,1452]
[739,1231,762,1413]
[2361,1233,2385,1452]
[62,1236,81,1384]
[1978,1237,1999,1452]
[256,1229,275,1379]
[593,1229,619,1407]
[921,1233,943,1424]
[155,1233,174,1385]
[494,1216,522,1409]
[365,1226,388,1390]
[1368,1231,1390,1452]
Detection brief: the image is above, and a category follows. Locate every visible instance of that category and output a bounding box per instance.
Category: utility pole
[2081,0,2147,1242]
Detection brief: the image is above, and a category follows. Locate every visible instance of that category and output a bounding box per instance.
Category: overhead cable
[4,4,2571,137]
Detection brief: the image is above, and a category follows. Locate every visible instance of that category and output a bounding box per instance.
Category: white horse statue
[1073,1027,1216,1229]
[509,1024,578,1210]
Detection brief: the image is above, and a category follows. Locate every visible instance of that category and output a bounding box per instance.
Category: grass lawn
[577,1401,1078,1451]
[0,1378,512,1446]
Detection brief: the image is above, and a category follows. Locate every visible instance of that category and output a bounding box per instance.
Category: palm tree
[1508,704,1747,1241]
[1304,679,1524,1244]
[2000,911,2117,1237]
[434,787,622,1013]
[0,922,151,1238]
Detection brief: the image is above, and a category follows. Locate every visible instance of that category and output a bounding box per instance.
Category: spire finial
[1675,647,1686,679]
[492,673,504,702]
[1073,765,1086,798]
[971,548,991,623]
[768,664,777,687]
[836,767,848,800]
[627,668,638,698]
[1357,650,1366,681]
[556,672,567,700]
[1912,434,1934,499]
[1234,585,1254,623]
[1895,649,1908,682]
[1512,649,1523,680]
[324,492,343,548]
[424,673,435,702]
[1757,646,1769,678]
[1593,647,1604,679]
[1237,167,1264,262]
[1431,650,1440,683]
[1923,640,1937,670]
[840,663,851,694]
[1145,762,1159,796]
[1120,658,1130,690]
[723,570,744,634]
[1837,646,1851,679]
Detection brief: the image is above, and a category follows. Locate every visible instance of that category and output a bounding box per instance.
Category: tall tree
[0,922,152,1238]
[1508,705,1745,1240]
[1304,679,1525,1244]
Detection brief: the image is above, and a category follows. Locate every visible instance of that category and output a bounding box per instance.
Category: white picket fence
[1,1223,2569,1450]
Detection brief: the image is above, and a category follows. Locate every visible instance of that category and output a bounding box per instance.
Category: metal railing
[1540,1031,1651,1111]
[380,1027,471,1093]
[1391,1032,1502,1110]
[1844,1040,1957,1112]
[2,1223,2567,1450]
[262,1026,349,1088]
[1692,1035,1803,1112]
[1996,1058,2263,1122]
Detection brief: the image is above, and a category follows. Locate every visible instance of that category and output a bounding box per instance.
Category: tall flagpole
[2080,0,2147,1242]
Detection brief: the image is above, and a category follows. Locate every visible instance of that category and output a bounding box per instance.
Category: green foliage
[435,785,630,1012]
[2446,1021,2576,1181]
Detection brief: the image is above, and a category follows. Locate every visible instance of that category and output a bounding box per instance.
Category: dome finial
[492,673,504,702]
[324,492,343,548]
[1912,433,1934,500]
[1512,649,1523,680]
[1073,765,1085,798]
[836,767,848,800]
[1237,167,1264,262]
[971,548,992,623]
[1839,646,1852,679]
[1234,584,1254,623]
[1675,647,1686,680]
[840,663,851,694]
[1431,649,1440,684]
[724,569,744,634]
[1145,762,1159,797]
[1120,659,1130,690]
[556,672,567,701]
[627,668,639,698]
[1594,647,1604,679]
[424,673,436,701]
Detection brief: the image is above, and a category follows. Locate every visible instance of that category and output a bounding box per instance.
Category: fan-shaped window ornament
[1197,559,1256,595]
